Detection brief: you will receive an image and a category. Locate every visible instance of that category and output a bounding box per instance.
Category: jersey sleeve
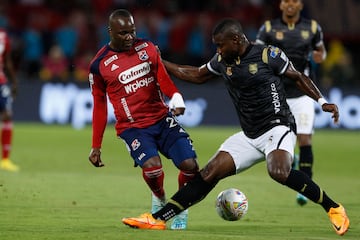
[264,45,290,75]
[312,20,324,48]
[156,53,179,98]
[206,53,222,76]
[255,21,271,45]
[255,24,266,45]
[89,68,108,148]
[4,32,10,54]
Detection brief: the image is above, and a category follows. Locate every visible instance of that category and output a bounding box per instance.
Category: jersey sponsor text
[118,62,151,84]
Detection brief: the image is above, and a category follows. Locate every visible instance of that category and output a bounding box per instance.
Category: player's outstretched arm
[163,60,214,84]
[285,62,339,124]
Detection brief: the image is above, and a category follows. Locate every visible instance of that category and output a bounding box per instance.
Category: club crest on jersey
[269,46,280,58]
[131,139,141,151]
[137,50,149,61]
[275,31,284,40]
[226,67,232,76]
[301,30,310,40]
[249,64,258,75]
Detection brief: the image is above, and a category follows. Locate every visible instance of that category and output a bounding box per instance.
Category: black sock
[153,202,181,221]
[299,145,313,178]
[284,169,338,212]
[153,173,214,221]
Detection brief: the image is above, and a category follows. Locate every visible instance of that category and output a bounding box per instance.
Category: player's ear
[279,1,284,11]
[299,1,303,11]
[233,34,240,44]
[235,35,246,45]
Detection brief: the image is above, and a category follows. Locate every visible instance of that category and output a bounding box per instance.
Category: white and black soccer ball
[215,188,248,221]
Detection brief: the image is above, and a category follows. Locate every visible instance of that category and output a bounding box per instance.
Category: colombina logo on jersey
[118,62,151,84]
[119,62,155,94]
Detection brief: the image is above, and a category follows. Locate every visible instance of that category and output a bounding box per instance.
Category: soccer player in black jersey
[256,0,327,206]
[122,18,349,236]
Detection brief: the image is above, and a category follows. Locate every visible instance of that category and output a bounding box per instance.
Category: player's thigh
[287,96,315,134]
[219,131,264,174]
[0,85,12,115]
[167,137,198,171]
[259,125,296,159]
[120,128,159,167]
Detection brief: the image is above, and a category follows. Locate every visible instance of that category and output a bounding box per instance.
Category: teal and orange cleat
[170,209,188,230]
[151,192,166,214]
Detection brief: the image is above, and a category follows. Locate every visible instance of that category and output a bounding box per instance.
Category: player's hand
[168,93,186,116]
[322,103,339,124]
[171,107,185,116]
[312,50,324,63]
[11,85,18,99]
[89,148,105,167]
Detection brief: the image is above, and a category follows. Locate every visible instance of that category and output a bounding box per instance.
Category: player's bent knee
[178,158,199,173]
[268,169,289,184]
[142,156,162,168]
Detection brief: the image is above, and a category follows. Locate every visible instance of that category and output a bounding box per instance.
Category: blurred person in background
[88,9,199,230]
[321,39,355,89]
[0,27,18,172]
[39,44,69,82]
[256,0,327,206]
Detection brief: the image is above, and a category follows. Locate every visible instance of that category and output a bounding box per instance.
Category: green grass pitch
[0,123,359,239]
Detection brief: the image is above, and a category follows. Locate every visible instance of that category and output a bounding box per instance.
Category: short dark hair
[109,9,132,22]
[212,19,243,38]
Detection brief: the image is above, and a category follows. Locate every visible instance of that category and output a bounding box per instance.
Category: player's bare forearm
[312,45,326,63]
[286,67,339,124]
[295,73,323,101]
[285,64,322,101]
[163,60,211,83]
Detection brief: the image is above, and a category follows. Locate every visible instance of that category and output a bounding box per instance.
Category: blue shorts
[119,112,197,168]
[0,84,12,112]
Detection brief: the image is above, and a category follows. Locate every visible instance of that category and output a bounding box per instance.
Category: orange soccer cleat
[122,213,166,230]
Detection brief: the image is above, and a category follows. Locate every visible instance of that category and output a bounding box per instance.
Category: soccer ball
[215,188,248,221]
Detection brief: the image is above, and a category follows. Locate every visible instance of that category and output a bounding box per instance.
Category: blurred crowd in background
[1,0,359,90]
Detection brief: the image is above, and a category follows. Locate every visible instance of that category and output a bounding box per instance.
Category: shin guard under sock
[1,121,13,159]
[142,166,165,198]
[153,173,214,221]
[285,169,338,211]
[299,145,313,178]
[178,171,196,189]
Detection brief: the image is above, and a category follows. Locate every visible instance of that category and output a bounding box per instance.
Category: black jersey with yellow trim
[207,44,296,139]
[256,17,324,98]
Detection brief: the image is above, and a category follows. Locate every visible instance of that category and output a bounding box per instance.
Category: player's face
[213,33,240,64]
[280,0,303,17]
[108,16,136,51]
